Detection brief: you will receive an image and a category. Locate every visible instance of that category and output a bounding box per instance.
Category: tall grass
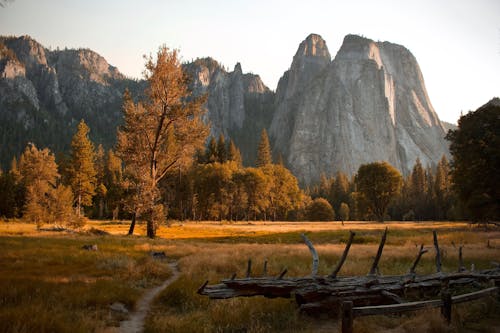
[0,220,498,332]
[0,234,172,332]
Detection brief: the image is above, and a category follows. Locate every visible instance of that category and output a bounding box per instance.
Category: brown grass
[0,219,498,332]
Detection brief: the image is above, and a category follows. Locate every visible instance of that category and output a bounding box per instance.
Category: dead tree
[199,230,500,315]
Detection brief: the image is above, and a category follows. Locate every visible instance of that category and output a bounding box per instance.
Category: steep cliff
[271,34,450,184]
[0,35,141,168]
[184,58,274,164]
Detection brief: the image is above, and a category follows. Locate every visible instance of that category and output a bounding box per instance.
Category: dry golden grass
[0,219,498,332]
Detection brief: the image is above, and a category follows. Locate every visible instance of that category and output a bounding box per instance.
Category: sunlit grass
[0,219,498,332]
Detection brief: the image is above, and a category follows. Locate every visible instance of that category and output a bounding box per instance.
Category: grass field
[0,219,498,332]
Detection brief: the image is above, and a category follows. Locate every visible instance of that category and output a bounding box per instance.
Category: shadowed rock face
[270,34,449,184]
[184,58,274,165]
[0,35,141,168]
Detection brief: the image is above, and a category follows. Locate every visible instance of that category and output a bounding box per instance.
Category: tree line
[0,46,498,237]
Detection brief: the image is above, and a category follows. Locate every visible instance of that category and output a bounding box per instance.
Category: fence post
[441,290,452,324]
[341,301,354,333]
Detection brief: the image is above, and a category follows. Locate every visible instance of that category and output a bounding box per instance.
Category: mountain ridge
[1,34,451,184]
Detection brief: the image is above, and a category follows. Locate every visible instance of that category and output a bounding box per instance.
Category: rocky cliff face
[270,34,450,184]
[184,58,274,164]
[0,35,141,167]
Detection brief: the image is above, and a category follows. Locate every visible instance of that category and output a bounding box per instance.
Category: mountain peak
[295,33,330,60]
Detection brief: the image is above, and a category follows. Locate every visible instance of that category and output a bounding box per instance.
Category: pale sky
[1,0,499,124]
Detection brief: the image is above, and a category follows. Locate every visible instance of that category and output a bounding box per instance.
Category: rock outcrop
[270,34,450,184]
[184,58,274,164]
[0,35,141,167]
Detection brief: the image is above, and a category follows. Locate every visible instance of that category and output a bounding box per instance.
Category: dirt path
[119,262,180,333]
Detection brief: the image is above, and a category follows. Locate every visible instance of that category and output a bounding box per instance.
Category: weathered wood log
[277,268,288,280]
[330,231,355,278]
[246,259,252,278]
[409,244,428,274]
[369,228,387,275]
[433,230,442,273]
[458,246,466,272]
[301,233,319,277]
[200,268,500,301]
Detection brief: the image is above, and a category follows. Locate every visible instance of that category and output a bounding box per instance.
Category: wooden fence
[341,286,498,333]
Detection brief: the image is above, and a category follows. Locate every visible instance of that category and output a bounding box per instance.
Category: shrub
[306,198,335,221]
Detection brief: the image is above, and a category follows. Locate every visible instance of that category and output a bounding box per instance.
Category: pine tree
[19,144,75,227]
[227,139,242,166]
[94,144,107,218]
[205,136,217,163]
[216,134,227,163]
[105,149,123,220]
[434,155,453,219]
[409,158,427,219]
[69,120,97,217]
[256,129,272,167]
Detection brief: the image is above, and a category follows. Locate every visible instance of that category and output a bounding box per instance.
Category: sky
[0,0,499,124]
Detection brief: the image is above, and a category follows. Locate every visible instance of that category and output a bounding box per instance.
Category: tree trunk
[77,193,82,217]
[147,218,155,238]
[98,197,104,219]
[128,211,136,235]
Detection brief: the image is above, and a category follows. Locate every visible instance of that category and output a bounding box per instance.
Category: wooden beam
[369,228,387,276]
[341,301,354,333]
[441,289,452,324]
[409,244,428,274]
[331,231,356,278]
[246,259,252,278]
[353,298,443,316]
[458,246,466,272]
[301,233,319,277]
[433,230,442,273]
[452,286,498,303]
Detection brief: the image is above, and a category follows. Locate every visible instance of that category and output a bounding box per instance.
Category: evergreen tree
[409,158,427,219]
[216,134,227,163]
[256,129,272,167]
[330,171,350,214]
[205,136,218,163]
[69,120,97,217]
[227,139,242,166]
[104,149,124,220]
[19,144,74,227]
[446,100,500,221]
[433,155,453,219]
[94,144,107,218]
[0,170,17,218]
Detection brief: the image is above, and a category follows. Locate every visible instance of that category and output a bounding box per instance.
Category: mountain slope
[0,35,142,168]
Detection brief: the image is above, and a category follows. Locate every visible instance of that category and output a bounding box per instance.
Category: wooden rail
[341,287,498,333]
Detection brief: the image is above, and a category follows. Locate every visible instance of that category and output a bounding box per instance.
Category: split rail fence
[341,286,498,333]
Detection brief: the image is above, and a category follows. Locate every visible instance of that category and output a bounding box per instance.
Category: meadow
[0,220,498,332]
